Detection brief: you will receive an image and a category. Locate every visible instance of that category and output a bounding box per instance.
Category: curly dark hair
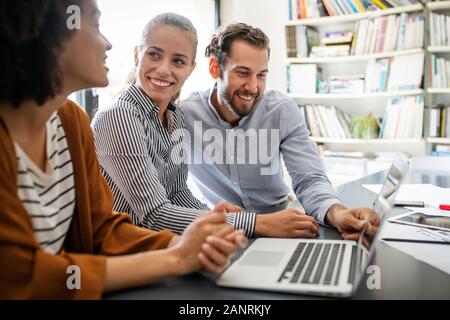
[205,22,270,66]
[0,0,83,107]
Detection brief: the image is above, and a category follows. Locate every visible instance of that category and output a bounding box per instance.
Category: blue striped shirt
[180,86,342,224]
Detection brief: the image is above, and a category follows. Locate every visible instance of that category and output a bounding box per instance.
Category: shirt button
[233,181,238,186]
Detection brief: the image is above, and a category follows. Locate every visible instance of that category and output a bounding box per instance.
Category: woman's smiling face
[134,24,197,108]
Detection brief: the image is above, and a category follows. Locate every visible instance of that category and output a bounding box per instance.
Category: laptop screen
[353,158,408,284]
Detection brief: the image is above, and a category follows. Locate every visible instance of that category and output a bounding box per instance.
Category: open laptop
[216,159,408,297]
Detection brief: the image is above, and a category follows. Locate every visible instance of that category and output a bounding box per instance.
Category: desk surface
[105,170,450,300]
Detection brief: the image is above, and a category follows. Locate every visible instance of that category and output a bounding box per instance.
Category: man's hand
[325,204,380,241]
[254,208,320,238]
[214,201,241,213]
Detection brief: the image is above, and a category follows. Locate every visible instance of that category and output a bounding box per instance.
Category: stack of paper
[363,184,450,214]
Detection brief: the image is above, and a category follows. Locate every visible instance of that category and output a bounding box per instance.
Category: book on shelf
[436,144,450,152]
[429,105,450,138]
[321,31,354,45]
[433,144,450,157]
[379,95,424,139]
[301,104,353,138]
[322,150,368,158]
[302,97,425,141]
[310,44,351,57]
[287,12,424,59]
[285,25,320,58]
[287,52,423,94]
[429,54,450,88]
[287,64,320,93]
[387,52,424,90]
[431,151,450,157]
[351,12,424,55]
[328,74,365,93]
[365,58,390,92]
[429,11,450,47]
[288,1,421,20]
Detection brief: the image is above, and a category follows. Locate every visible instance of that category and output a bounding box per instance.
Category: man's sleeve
[279,98,342,224]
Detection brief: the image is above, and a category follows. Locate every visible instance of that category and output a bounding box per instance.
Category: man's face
[215,40,269,118]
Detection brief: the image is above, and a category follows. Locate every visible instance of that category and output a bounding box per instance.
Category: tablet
[388,211,450,232]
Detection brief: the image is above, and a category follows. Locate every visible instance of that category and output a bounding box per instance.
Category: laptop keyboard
[278,242,346,286]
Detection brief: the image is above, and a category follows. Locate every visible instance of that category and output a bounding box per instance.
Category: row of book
[301,104,353,138]
[286,25,319,58]
[431,144,450,157]
[429,55,450,88]
[286,13,423,58]
[351,13,424,55]
[429,12,450,47]
[300,96,424,140]
[379,95,424,139]
[365,52,424,92]
[429,105,450,138]
[288,0,419,20]
[287,53,424,94]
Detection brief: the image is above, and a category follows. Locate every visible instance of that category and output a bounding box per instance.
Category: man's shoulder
[180,88,210,110]
[260,89,297,115]
[263,89,294,105]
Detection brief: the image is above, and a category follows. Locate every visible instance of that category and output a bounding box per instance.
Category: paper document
[363,184,450,217]
[382,221,450,242]
[404,206,450,217]
[380,222,450,275]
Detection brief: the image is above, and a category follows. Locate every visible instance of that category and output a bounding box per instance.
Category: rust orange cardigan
[0,100,174,299]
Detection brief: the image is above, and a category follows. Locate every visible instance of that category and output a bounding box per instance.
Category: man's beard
[218,86,258,118]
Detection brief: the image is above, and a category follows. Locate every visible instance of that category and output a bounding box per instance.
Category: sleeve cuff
[225,211,256,238]
[315,199,343,226]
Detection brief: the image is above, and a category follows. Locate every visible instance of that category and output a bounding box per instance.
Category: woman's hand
[198,228,248,273]
[169,211,246,275]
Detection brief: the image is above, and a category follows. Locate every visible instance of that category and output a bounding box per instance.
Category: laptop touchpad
[239,251,285,267]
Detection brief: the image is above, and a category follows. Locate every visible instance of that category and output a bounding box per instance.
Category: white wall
[220,0,289,92]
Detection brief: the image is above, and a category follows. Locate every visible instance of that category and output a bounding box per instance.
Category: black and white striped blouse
[15,112,75,254]
[91,84,255,236]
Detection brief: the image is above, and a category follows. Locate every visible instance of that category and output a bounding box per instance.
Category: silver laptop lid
[352,158,408,288]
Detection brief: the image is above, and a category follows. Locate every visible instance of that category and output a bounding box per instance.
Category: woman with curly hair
[0,0,246,299]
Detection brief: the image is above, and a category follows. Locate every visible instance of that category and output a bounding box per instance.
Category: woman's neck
[0,95,67,138]
[0,95,67,172]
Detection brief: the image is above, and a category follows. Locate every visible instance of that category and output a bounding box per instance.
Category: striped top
[91,84,256,236]
[15,112,75,254]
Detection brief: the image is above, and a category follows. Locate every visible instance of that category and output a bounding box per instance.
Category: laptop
[216,159,408,297]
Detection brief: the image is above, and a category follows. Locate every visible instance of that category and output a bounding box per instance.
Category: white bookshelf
[311,137,424,144]
[286,4,423,26]
[285,1,428,159]
[425,2,450,156]
[427,46,450,53]
[427,88,450,94]
[289,90,424,100]
[287,48,424,64]
[427,1,450,11]
[427,138,450,144]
